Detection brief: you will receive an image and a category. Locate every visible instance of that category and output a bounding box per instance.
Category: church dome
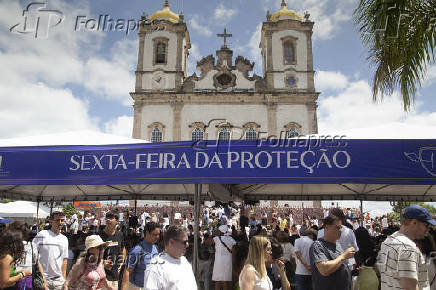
[270,0,302,22]
[149,0,180,24]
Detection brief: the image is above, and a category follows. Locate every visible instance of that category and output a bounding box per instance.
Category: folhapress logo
[9,2,64,39]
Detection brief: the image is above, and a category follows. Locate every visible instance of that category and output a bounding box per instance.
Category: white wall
[276,104,309,134]
[141,105,174,141]
[271,30,307,72]
[180,104,268,140]
[143,31,177,71]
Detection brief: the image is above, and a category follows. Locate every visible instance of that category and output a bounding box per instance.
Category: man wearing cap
[377,204,435,290]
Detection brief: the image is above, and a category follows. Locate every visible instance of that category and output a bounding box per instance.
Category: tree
[389,201,436,222]
[62,203,79,218]
[354,0,436,111]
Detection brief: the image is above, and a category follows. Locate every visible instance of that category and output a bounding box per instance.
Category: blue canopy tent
[1,138,436,274]
[0,216,10,223]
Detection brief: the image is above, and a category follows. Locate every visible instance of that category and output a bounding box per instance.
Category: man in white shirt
[377,204,433,290]
[295,229,317,290]
[33,211,69,290]
[144,226,197,290]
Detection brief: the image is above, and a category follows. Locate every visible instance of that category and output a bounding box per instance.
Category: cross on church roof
[217,28,232,48]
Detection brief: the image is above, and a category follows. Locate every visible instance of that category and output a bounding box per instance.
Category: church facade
[130,0,320,206]
[131,0,319,143]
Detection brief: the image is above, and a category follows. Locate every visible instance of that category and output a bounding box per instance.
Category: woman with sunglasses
[63,235,115,290]
[239,236,273,290]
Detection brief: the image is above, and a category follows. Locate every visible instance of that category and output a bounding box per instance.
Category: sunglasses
[175,239,189,245]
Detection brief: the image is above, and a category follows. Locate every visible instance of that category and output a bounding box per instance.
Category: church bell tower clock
[135,0,191,92]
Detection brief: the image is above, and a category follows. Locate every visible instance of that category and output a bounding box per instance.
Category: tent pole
[360,199,363,227]
[50,199,54,215]
[37,200,40,231]
[134,198,137,216]
[193,184,202,280]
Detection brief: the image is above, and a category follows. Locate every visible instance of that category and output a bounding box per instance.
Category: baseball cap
[403,205,436,226]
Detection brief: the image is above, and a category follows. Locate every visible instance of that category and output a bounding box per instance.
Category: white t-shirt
[294,236,314,275]
[382,217,388,228]
[377,231,429,290]
[144,253,197,290]
[212,235,237,281]
[32,230,69,279]
[281,242,295,262]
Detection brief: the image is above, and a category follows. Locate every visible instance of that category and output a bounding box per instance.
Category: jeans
[295,274,312,290]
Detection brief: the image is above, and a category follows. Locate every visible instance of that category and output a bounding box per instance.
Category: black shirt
[99,230,125,281]
[266,264,283,290]
[240,215,249,228]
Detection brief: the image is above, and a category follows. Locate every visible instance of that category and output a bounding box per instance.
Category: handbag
[31,243,44,290]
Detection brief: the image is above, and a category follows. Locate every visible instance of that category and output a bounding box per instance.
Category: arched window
[151,127,163,142]
[287,128,299,138]
[283,41,294,64]
[245,128,257,141]
[192,128,204,141]
[218,127,230,140]
[155,42,166,64]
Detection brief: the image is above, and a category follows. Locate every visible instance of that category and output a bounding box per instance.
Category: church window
[245,128,257,141]
[287,128,300,138]
[287,76,296,86]
[192,128,204,141]
[155,42,166,64]
[283,41,295,64]
[218,127,230,140]
[283,122,302,138]
[151,127,163,142]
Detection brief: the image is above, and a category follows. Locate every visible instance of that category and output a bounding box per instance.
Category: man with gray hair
[143,226,197,290]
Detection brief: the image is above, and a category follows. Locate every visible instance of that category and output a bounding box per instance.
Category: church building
[130,0,320,207]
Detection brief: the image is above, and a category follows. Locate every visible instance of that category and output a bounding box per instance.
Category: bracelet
[19,272,25,279]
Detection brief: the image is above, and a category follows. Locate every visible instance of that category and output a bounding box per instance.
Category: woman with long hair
[63,235,115,290]
[239,236,272,290]
[0,230,32,289]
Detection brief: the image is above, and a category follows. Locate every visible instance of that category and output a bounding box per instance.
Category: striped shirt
[377,231,429,290]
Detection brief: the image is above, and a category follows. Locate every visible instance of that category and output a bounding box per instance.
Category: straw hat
[85,235,110,251]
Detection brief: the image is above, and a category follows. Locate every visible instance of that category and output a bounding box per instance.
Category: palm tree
[354,0,436,111]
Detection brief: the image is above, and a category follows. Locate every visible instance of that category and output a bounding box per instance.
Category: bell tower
[260,0,315,92]
[135,0,191,92]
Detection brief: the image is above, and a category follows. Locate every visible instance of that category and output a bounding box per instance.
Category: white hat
[85,235,109,251]
[218,224,229,234]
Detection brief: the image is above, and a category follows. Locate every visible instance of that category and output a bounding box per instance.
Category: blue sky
[1,0,436,216]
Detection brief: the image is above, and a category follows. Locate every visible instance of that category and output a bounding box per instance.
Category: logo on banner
[405,147,436,176]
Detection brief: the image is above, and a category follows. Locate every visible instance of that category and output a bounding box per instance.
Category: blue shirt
[126,241,159,287]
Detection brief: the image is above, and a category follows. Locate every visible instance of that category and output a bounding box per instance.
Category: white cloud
[259,0,354,40]
[246,23,263,75]
[0,0,138,138]
[104,115,133,138]
[424,64,436,87]
[214,3,237,23]
[317,72,436,136]
[187,43,202,75]
[0,81,97,138]
[315,70,349,91]
[189,15,212,37]
[82,38,137,105]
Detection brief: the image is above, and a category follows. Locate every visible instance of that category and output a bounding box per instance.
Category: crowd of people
[0,202,435,290]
